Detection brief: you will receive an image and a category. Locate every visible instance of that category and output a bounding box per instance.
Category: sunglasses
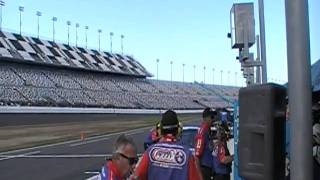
[119,153,138,165]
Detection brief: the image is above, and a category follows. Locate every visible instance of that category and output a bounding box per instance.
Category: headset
[178,121,183,137]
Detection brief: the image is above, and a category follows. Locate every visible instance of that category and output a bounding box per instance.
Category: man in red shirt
[194,108,216,180]
[133,110,202,180]
[100,134,138,180]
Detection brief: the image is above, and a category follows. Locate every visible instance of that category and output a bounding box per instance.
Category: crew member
[212,126,233,180]
[99,134,138,180]
[133,110,202,180]
[194,108,216,180]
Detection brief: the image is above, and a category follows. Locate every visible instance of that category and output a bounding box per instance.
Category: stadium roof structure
[0,31,152,77]
[311,58,320,91]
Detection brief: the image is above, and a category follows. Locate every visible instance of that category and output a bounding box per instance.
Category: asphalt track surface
[0,120,200,180]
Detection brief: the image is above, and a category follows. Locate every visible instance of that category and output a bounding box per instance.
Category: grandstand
[0,31,239,109]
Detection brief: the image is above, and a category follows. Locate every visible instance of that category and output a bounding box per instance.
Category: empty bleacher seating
[0,30,239,109]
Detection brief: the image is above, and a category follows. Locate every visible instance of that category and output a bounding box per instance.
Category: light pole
[85,26,88,48]
[170,61,173,83]
[235,72,238,86]
[121,34,124,55]
[98,29,102,51]
[203,66,206,84]
[182,63,185,83]
[67,21,71,45]
[220,70,223,85]
[19,6,24,35]
[0,1,4,31]
[52,16,57,42]
[36,11,41,38]
[193,65,196,82]
[212,68,215,85]
[228,71,230,85]
[75,23,79,47]
[156,59,159,81]
[259,0,268,83]
[110,32,114,53]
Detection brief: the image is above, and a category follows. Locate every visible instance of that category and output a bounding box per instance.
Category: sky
[1,0,319,87]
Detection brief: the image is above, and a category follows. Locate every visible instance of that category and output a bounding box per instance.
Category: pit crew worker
[212,126,233,180]
[194,108,216,180]
[99,134,138,180]
[144,122,161,150]
[133,110,202,180]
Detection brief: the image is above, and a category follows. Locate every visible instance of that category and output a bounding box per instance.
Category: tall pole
[228,71,230,85]
[203,66,206,84]
[285,0,312,179]
[170,61,173,83]
[85,26,88,48]
[121,34,124,55]
[235,72,238,86]
[220,70,223,85]
[19,6,24,35]
[193,65,196,82]
[98,29,102,51]
[67,21,71,45]
[182,63,185,83]
[212,68,215,85]
[52,17,57,42]
[156,59,159,81]
[110,32,113,53]
[36,11,41,38]
[256,35,262,84]
[0,1,4,31]
[75,23,79,47]
[258,0,267,83]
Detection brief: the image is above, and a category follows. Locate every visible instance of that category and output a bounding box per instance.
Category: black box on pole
[238,83,286,180]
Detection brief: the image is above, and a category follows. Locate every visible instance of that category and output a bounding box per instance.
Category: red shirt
[100,160,122,180]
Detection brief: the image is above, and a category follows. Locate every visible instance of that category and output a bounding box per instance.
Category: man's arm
[194,127,206,157]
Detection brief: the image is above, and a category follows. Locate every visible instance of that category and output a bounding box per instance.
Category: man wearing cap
[99,134,138,180]
[194,108,216,180]
[133,110,202,180]
[212,125,233,180]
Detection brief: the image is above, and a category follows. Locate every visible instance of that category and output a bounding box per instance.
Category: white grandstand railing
[0,106,203,114]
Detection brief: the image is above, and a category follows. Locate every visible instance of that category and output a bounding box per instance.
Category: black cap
[161,110,179,134]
